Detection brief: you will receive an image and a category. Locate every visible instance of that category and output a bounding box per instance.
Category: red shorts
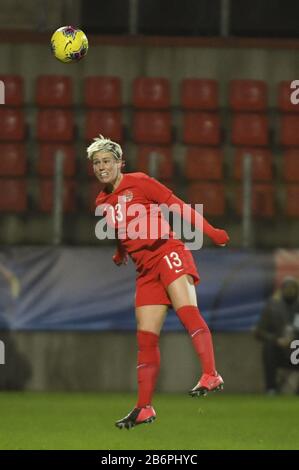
[135,244,200,307]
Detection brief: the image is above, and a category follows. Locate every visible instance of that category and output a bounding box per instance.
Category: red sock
[176,305,216,376]
[136,330,160,408]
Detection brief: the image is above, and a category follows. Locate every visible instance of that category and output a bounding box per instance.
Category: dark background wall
[230,0,299,37]
[0,330,268,393]
[81,0,299,37]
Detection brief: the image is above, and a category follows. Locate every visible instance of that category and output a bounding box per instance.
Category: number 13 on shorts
[163,252,183,273]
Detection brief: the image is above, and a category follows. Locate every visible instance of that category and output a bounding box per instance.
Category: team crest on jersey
[120,191,133,202]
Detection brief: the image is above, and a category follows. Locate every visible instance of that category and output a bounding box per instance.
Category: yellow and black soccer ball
[51,26,88,63]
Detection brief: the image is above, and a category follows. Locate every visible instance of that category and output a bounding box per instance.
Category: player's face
[92,152,121,184]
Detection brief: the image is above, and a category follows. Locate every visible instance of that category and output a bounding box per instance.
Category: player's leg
[135,304,168,335]
[166,274,223,396]
[115,304,168,429]
[135,304,168,407]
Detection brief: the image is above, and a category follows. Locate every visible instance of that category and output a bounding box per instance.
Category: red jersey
[95,172,184,272]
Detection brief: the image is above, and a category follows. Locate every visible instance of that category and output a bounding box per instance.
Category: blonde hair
[86,134,123,161]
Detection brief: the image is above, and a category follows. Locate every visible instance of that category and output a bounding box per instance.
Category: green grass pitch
[0,392,298,450]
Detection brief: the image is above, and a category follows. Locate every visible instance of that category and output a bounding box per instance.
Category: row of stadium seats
[0,178,298,217]
[1,108,299,146]
[1,144,299,182]
[0,75,298,111]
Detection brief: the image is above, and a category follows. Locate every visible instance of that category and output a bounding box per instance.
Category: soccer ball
[51,26,88,63]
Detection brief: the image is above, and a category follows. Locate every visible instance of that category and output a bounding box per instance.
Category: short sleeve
[138,173,173,203]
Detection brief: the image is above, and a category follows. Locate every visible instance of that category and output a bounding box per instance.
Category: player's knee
[137,330,160,347]
[176,305,210,334]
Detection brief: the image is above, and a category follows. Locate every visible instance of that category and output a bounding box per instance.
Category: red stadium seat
[184,147,223,180]
[0,75,23,106]
[284,185,299,217]
[232,113,268,146]
[280,115,299,147]
[87,160,94,177]
[84,76,122,108]
[37,144,76,177]
[181,79,219,110]
[136,146,173,179]
[229,80,267,111]
[85,110,123,142]
[36,75,73,107]
[0,144,26,176]
[234,148,272,181]
[133,77,170,109]
[0,108,25,141]
[37,109,74,142]
[133,111,171,144]
[278,81,299,113]
[283,149,299,182]
[89,180,105,212]
[236,184,274,217]
[0,178,27,212]
[38,179,76,212]
[186,182,225,216]
[183,112,220,145]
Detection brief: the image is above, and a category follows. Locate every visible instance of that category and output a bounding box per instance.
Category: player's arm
[95,194,128,267]
[113,238,128,266]
[139,173,229,245]
[166,194,229,246]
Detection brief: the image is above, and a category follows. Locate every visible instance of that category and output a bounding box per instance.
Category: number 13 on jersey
[163,252,183,272]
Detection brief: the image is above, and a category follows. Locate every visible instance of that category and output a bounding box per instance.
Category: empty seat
[36,75,73,107]
[133,111,171,144]
[280,115,299,146]
[234,148,272,181]
[0,143,26,176]
[84,76,121,108]
[38,179,76,212]
[184,147,223,180]
[85,110,123,142]
[187,182,225,216]
[133,77,170,109]
[232,113,268,146]
[283,149,299,182]
[87,160,94,177]
[181,79,219,110]
[37,109,74,141]
[284,185,299,217]
[236,184,274,217]
[183,112,220,145]
[278,81,299,113]
[37,144,76,177]
[0,75,23,106]
[0,178,27,212]
[0,109,25,141]
[229,80,267,111]
[89,180,105,212]
[136,146,173,179]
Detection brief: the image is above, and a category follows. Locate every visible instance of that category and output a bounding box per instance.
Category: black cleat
[115,406,156,430]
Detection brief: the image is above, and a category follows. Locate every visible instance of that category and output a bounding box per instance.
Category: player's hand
[113,250,128,266]
[211,228,230,246]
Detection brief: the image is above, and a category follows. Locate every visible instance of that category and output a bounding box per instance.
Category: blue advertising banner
[0,247,273,331]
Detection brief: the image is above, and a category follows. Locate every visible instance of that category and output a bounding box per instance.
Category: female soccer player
[87,135,229,430]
